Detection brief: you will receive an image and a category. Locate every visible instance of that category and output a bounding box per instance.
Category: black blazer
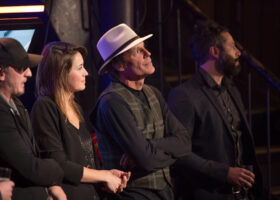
[168,71,264,200]
[0,96,63,200]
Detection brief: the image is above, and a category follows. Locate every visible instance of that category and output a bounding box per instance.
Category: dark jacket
[31,96,100,200]
[168,71,264,200]
[0,96,64,200]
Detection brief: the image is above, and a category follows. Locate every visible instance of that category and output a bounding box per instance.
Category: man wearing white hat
[90,24,191,199]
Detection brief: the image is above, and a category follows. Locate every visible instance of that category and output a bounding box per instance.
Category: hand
[110,169,131,192]
[120,154,136,170]
[48,186,67,200]
[227,167,255,188]
[0,181,14,200]
[103,170,122,193]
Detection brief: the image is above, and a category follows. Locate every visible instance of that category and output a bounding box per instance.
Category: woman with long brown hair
[31,41,130,200]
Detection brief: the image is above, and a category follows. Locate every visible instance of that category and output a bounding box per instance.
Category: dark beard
[217,52,241,77]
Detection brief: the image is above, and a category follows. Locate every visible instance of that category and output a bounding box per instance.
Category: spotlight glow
[0,5,45,14]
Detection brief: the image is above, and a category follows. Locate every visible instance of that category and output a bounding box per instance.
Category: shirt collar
[199,68,232,91]
[0,93,20,115]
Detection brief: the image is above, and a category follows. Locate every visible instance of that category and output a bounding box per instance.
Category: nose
[24,68,32,77]
[236,47,241,58]
[143,47,151,57]
[83,67,88,76]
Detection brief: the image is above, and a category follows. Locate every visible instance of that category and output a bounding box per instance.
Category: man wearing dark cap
[0,38,66,200]
[90,24,191,200]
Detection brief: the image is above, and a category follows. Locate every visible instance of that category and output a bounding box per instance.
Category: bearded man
[168,21,265,200]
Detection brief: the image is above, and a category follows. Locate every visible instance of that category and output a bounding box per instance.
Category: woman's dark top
[31,96,100,200]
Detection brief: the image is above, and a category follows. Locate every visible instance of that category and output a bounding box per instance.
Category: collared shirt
[199,68,243,166]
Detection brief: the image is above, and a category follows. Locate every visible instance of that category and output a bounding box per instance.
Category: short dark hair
[107,51,127,80]
[190,20,228,65]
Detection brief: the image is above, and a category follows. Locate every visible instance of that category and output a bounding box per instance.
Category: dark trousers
[109,185,174,200]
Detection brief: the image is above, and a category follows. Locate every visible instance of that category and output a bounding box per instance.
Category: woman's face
[68,52,88,93]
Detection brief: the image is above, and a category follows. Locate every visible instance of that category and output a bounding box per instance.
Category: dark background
[1,0,279,196]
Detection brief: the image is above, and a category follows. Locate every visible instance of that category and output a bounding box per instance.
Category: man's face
[1,67,32,98]
[217,32,241,77]
[121,42,155,80]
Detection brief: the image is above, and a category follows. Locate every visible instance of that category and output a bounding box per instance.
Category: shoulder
[32,96,60,116]
[168,76,203,107]
[168,79,195,99]
[33,96,56,107]
[97,91,127,115]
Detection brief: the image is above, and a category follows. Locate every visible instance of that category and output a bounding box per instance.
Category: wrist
[101,170,110,183]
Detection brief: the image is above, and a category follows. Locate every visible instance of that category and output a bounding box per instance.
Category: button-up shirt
[199,68,243,166]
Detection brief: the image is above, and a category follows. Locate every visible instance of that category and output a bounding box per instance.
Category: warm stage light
[0,5,45,14]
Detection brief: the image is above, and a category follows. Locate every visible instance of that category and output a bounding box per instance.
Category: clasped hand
[103,169,131,193]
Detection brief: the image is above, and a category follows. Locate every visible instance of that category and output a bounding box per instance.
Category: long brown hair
[36,41,87,121]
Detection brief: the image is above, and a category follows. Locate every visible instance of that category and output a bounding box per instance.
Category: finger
[118,184,124,192]
[240,177,253,188]
[125,171,131,180]
[242,169,255,178]
[242,171,255,184]
[112,169,122,177]
[10,181,15,187]
[122,176,128,187]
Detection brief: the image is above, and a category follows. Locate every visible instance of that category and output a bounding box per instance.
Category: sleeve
[147,87,192,158]
[94,93,176,172]
[31,97,83,184]
[167,87,229,184]
[0,108,64,186]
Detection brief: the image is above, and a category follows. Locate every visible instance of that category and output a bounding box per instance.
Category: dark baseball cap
[0,38,42,69]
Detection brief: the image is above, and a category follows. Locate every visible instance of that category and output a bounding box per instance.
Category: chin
[16,90,25,97]
[149,66,155,74]
[80,86,86,91]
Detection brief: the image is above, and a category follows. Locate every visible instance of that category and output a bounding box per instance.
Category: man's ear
[0,67,6,81]
[112,62,127,72]
[209,46,220,59]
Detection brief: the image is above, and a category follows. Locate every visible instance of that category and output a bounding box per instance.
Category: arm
[148,87,191,158]
[94,93,176,172]
[31,97,83,184]
[81,168,130,193]
[0,108,64,186]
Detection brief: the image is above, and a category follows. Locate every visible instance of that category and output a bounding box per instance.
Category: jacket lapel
[12,98,38,155]
[227,86,251,136]
[196,73,235,142]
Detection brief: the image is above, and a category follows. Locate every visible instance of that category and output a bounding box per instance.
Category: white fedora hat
[97,23,153,75]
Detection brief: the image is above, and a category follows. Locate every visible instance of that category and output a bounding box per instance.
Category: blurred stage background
[0,0,279,198]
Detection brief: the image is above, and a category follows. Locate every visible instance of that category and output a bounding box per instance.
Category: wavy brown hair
[36,41,87,121]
